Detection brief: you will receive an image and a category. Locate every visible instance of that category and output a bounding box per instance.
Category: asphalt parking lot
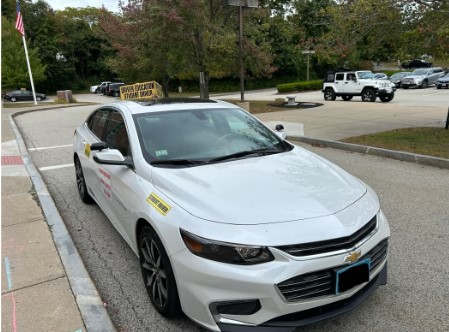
[10,87,449,331]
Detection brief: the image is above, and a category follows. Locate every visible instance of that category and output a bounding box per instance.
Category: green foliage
[277,80,323,93]
[1,16,46,90]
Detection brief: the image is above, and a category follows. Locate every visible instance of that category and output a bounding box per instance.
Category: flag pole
[21,35,37,105]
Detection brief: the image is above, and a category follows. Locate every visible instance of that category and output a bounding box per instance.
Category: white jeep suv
[322,70,396,102]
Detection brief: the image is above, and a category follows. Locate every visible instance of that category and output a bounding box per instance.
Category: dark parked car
[107,82,125,97]
[3,90,46,102]
[436,73,449,89]
[389,72,411,88]
[401,59,432,69]
[103,82,124,96]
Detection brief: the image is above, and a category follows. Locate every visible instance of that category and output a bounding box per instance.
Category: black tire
[96,88,100,94]
[114,91,120,97]
[139,226,181,318]
[36,96,42,101]
[342,95,353,101]
[11,97,16,102]
[75,156,94,204]
[379,92,394,102]
[323,89,336,101]
[436,85,441,89]
[402,86,409,89]
[421,80,428,89]
[361,89,376,102]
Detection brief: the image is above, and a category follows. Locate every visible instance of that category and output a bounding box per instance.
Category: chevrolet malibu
[73,99,390,332]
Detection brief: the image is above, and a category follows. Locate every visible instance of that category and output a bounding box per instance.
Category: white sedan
[73,99,390,332]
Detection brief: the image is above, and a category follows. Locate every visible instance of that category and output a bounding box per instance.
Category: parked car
[388,72,411,88]
[322,70,395,102]
[401,59,432,69]
[107,82,125,97]
[3,90,46,102]
[436,72,449,89]
[90,81,111,94]
[73,98,390,332]
[103,82,123,96]
[373,73,388,80]
[401,67,444,89]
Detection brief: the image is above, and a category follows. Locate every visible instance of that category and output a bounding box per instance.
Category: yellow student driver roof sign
[120,81,163,101]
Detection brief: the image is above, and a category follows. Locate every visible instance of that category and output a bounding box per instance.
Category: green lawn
[341,127,449,159]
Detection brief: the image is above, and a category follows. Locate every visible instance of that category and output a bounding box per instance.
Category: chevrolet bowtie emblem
[344,250,361,264]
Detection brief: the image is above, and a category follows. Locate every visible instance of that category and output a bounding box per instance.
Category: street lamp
[302,49,315,81]
[228,0,258,102]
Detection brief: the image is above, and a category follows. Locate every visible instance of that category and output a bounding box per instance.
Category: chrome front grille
[276,239,388,302]
[403,78,414,84]
[276,216,377,257]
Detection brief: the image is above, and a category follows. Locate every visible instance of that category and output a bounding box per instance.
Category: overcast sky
[37,0,120,12]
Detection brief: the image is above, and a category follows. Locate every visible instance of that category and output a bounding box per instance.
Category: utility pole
[228,0,258,102]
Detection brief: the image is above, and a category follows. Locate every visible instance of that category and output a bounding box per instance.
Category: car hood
[152,147,367,225]
[438,77,449,82]
[405,74,426,79]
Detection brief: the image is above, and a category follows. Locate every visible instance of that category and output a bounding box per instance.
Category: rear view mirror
[91,142,108,151]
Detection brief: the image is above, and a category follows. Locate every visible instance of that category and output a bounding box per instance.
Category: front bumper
[218,263,387,332]
[171,214,389,332]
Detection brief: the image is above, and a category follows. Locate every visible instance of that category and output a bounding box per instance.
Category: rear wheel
[139,226,181,317]
[323,89,336,101]
[361,89,376,102]
[75,156,94,204]
[341,95,353,101]
[36,96,42,101]
[11,97,17,102]
[379,92,394,102]
[114,91,120,97]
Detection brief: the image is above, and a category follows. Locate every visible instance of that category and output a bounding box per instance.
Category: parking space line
[28,144,72,151]
[39,163,74,171]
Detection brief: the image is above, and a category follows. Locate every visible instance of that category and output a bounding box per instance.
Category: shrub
[277,80,323,93]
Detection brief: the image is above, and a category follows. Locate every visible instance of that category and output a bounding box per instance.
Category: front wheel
[36,96,42,101]
[114,91,120,97]
[379,92,394,102]
[420,80,428,89]
[323,89,336,101]
[139,226,181,317]
[75,156,94,204]
[361,89,376,102]
[11,97,17,102]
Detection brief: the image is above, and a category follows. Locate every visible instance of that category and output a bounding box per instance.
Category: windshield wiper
[150,159,206,166]
[209,148,283,163]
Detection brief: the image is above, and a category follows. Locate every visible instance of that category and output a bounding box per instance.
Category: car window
[88,109,110,140]
[103,110,130,156]
[134,108,289,162]
[335,73,344,81]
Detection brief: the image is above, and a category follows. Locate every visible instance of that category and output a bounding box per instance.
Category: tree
[99,0,276,97]
[1,16,46,90]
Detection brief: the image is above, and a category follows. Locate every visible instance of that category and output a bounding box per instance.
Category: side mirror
[91,142,108,151]
[274,124,286,139]
[93,149,134,169]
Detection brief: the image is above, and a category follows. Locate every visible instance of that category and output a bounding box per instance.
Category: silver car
[401,67,444,89]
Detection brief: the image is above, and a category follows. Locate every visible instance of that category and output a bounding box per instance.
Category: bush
[277,80,323,93]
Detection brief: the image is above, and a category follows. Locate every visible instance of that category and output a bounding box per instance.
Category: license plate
[335,259,370,295]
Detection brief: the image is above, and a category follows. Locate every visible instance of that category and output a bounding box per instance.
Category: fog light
[210,299,261,316]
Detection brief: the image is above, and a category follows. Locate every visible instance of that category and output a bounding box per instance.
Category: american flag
[15,0,25,36]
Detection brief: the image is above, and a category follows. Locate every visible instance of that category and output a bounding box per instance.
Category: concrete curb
[288,136,449,169]
[9,113,116,332]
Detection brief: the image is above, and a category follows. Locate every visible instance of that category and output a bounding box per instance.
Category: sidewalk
[1,105,114,332]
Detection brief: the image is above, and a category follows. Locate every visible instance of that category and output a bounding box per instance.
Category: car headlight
[180,229,274,265]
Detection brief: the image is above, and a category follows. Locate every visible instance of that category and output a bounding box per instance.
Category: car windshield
[390,73,408,79]
[412,69,428,75]
[358,71,374,79]
[134,108,291,166]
